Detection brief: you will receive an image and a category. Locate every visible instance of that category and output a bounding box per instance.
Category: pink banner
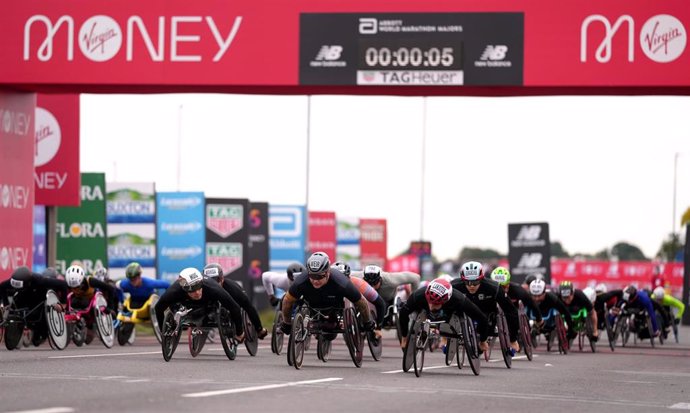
[0,91,36,280]
[360,218,387,269]
[34,94,80,206]
[308,211,336,261]
[387,254,419,273]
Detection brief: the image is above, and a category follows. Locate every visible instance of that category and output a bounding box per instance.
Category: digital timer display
[359,39,462,70]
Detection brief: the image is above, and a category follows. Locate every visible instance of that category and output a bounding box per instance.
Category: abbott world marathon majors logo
[34,107,61,167]
[581,14,686,63]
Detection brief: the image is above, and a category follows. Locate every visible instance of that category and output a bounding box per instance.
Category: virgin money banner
[57,173,107,276]
[308,211,336,260]
[337,217,361,271]
[0,92,35,280]
[360,218,387,269]
[1,0,689,89]
[269,205,306,271]
[156,192,205,283]
[107,182,156,279]
[508,222,551,284]
[34,94,80,206]
[206,198,249,288]
[33,205,46,273]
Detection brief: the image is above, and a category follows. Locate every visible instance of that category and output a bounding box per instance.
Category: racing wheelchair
[529,307,568,354]
[115,294,162,346]
[611,303,657,348]
[483,305,513,368]
[516,301,534,361]
[1,290,68,350]
[286,300,364,369]
[64,291,114,348]
[569,308,596,353]
[403,311,481,377]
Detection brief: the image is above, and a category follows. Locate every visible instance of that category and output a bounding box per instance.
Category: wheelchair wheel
[149,295,163,344]
[585,317,596,353]
[317,334,332,362]
[605,312,616,351]
[72,322,86,347]
[619,317,630,347]
[118,323,135,346]
[394,312,403,344]
[272,308,285,355]
[218,309,238,361]
[343,306,363,368]
[44,290,67,350]
[555,316,568,355]
[4,316,24,350]
[485,337,494,362]
[461,315,480,376]
[497,312,512,368]
[445,337,458,366]
[243,310,259,357]
[366,311,382,361]
[402,323,419,373]
[413,331,426,377]
[94,294,114,348]
[161,312,181,362]
[289,311,306,369]
[519,311,533,361]
[646,314,656,348]
[189,328,207,357]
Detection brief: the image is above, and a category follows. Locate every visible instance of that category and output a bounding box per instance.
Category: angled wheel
[402,318,420,373]
[218,308,238,361]
[445,315,459,366]
[243,310,259,356]
[118,323,135,346]
[188,328,207,357]
[555,315,568,355]
[149,295,163,344]
[646,314,656,348]
[461,315,480,376]
[94,294,114,348]
[485,337,494,362]
[72,322,86,347]
[161,312,181,362]
[605,310,616,351]
[412,311,428,377]
[518,310,533,361]
[585,317,597,353]
[366,310,382,361]
[317,334,332,362]
[4,315,24,350]
[289,311,306,369]
[497,312,512,368]
[45,290,67,350]
[272,308,285,355]
[343,307,363,368]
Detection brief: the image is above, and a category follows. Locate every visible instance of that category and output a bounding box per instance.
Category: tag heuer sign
[207,205,243,238]
[207,242,243,274]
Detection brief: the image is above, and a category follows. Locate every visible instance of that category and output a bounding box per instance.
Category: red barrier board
[360,218,387,269]
[308,211,336,261]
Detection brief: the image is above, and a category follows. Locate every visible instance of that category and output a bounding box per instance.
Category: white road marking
[48,351,160,359]
[669,403,690,410]
[488,355,528,362]
[5,408,74,413]
[125,379,150,383]
[182,377,343,398]
[614,380,656,384]
[607,370,690,378]
[382,364,455,374]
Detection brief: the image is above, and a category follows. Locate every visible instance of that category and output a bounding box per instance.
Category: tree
[610,242,647,261]
[458,247,503,262]
[550,241,569,258]
[657,232,684,262]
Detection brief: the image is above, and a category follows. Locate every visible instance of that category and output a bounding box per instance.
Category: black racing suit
[155,279,244,336]
[220,278,264,331]
[399,288,490,342]
[505,282,542,323]
[560,289,594,317]
[536,292,573,336]
[68,276,119,315]
[451,278,520,342]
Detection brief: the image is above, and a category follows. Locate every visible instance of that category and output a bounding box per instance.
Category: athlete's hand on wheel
[479,340,489,353]
[510,341,520,353]
[400,336,408,349]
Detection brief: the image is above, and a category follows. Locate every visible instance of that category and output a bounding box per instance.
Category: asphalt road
[1,326,690,413]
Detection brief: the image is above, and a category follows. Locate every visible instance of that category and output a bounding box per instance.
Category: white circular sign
[0,247,8,270]
[79,15,123,62]
[34,107,61,167]
[640,14,687,63]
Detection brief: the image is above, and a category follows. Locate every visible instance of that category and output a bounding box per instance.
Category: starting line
[182,377,343,398]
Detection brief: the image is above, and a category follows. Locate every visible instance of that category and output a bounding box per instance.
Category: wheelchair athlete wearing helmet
[155,268,245,341]
[354,265,421,304]
[65,265,119,315]
[280,252,374,337]
[597,285,660,337]
[490,267,543,326]
[203,263,268,339]
[451,261,520,354]
[557,281,598,340]
[399,278,490,351]
[332,261,386,338]
[118,262,170,310]
[262,262,306,307]
[528,278,574,340]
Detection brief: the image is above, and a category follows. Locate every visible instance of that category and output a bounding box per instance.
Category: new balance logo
[516,225,541,241]
[315,45,343,61]
[518,253,542,268]
[480,45,508,61]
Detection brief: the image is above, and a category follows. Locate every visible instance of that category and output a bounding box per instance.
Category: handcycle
[529,307,568,354]
[484,305,513,368]
[115,294,162,346]
[403,311,481,377]
[516,301,533,361]
[64,291,115,348]
[1,290,68,350]
[569,308,596,353]
[160,303,239,362]
[286,300,363,369]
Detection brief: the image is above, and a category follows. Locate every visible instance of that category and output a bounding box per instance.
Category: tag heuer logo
[207,242,243,274]
[207,205,243,238]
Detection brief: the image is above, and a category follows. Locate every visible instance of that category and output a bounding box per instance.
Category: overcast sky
[80,94,690,261]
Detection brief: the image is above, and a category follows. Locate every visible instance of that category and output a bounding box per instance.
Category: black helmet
[622,285,638,302]
[286,262,307,281]
[10,266,32,289]
[524,274,537,287]
[332,261,351,277]
[203,263,224,280]
[42,267,59,279]
[363,265,382,286]
[306,252,330,277]
[125,262,142,279]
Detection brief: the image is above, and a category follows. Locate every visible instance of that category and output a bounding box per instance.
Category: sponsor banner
[387,254,420,273]
[2,1,689,89]
[34,94,80,206]
[508,222,551,284]
[0,91,35,280]
[106,182,156,223]
[156,192,205,283]
[269,205,306,271]
[409,241,433,278]
[206,198,248,286]
[360,218,387,269]
[56,172,108,276]
[301,13,523,86]
[248,202,269,308]
[308,211,336,260]
[33,205,46,273]
[337,217,360,270]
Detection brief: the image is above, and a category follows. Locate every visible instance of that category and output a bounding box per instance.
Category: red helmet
[425,279,453,305]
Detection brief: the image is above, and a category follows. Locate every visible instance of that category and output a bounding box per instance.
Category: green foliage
[458,247,503,262]
[550,241,569,258]
[610,242,647,261]
[657,232,684,262]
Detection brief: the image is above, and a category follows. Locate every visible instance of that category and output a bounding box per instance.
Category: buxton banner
[336,217,361,271]
[1,0,688,90]
[308,211,337,260]
[507,222,552,284]
[34,94,80,206]
[56,172,108,276]
[156,192,205,283]
[206,198,249,288]
[0,91,35,280]
[269,205,306,271]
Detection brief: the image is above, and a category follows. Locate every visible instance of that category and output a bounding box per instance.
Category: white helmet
[652,286,665,301]
[65,265,86,288]
[460,261,484,282]
[179,267,204,292]
[582,287,596,304]
[594,283,608,294]
[529,279,546,296]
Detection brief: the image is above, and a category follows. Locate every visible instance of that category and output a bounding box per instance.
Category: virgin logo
[78,15,122,62]
[34,107,62,167]
[640,15,687,63]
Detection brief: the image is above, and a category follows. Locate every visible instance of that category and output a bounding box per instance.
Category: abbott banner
[269,205,306,271]
[157,192,205,283]
[206,198,249,288]
[508,222,551,284]
[107,182,156,279]
[56,173,108,276]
